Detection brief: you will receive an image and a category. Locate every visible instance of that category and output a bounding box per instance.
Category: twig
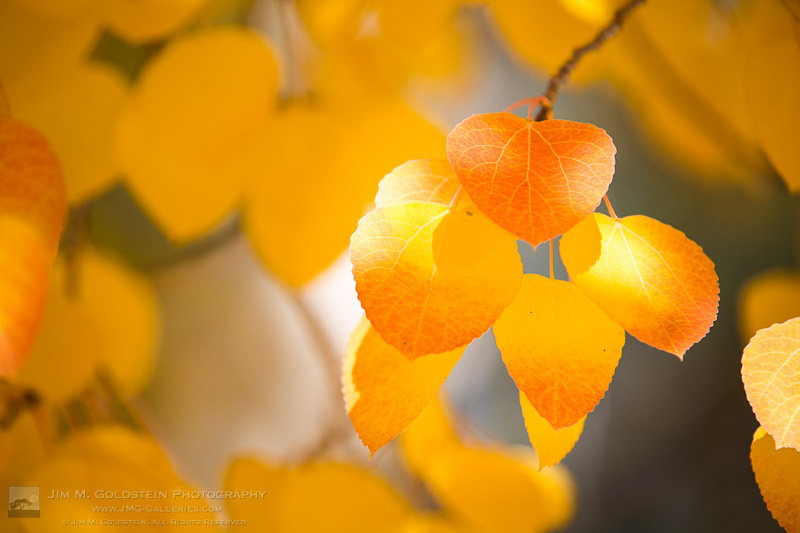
[535,0,646,120]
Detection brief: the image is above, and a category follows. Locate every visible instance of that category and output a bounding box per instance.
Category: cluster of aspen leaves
[1,0,800,531]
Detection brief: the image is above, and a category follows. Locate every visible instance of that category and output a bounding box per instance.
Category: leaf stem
[534,0,647,121]
[603,194,618,219]
[503,96,553,120]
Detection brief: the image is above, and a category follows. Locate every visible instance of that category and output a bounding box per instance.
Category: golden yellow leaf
[19,247,159,401]
[742,317,800,451]
[225,457,412,533]
[495,274,623,429]
[295,0,366,48]
[400,396,462,478]
[114,26,278,242]
[0,410,46,483]
[244,98,444,287]
[7,62,127,203]
[21,427,222,532]
[7,0,97,21]
[352,193,522,357]
[744,0,800,192]
[739,269,800,344]
[103,0,211,43]
[343,318,462,456]
[560,213,719,358]
[520,391,585,469]
[751,427,800,533]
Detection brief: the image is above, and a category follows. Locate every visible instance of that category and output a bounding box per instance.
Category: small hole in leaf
[465,211,473,216]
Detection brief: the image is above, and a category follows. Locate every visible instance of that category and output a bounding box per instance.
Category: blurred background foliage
[1,0,798,531]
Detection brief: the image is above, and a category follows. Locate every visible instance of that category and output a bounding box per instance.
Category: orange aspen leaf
[742,317,800,451]
[375,159,461,209]
[0,117,65,375]
[560,213,719,359]
[520,391,585,469]
[352,159,522,357]
[494,274,624,429]
[446,113,615,246]
[342,318,462,456]
[750,427,800,533]
[351,198,522,357]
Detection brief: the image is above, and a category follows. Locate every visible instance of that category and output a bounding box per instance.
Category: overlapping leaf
[494,274,624,429]
[114,26,278,242]
[750,427,800,533]
[446,114,615,246]
[560,213,719,358]
[352,159,522,357]
[225,457,411,533]
[0,114,65,375]
[244,98,444,287]
[742,317,800,451]
[103,0,210,43]
[343,318,462,456]
[520,392,585,469]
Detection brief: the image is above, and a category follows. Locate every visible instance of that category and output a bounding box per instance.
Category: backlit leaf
[400,396,462,478]
[114,26,278,242]
[0,117,65,375]
[494,274,624,429]
[343,318,462,456]
[103,0,211,43]
[244,98,444,287]
[225,457,411,533]
[446,114,615,246]
[560,213,719,358]
[739,269,800,344]
[7,62,127,203]
[375,159,461,209]
[751,427,800,533]
[520,391,585,469]
[19,247,159,401]
[742,317,800,451]
[351,188,522,357]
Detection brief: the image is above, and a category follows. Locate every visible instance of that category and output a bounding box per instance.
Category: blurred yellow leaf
[7,62,128,203]
[743,0,800,192]
[19,247,159,401]
[520,391,585,469]
[401,399,575,533]
[739,269,800,344]
[751,427,800,533]
[0,410,46,482]
[296,0,366,48]
[20,427,222,532]
[244,98,444,287]
[225,457,412,533]
[343,317,462,456]
[7,0,98,21]
[495,274,623,429]
[103,0,211,43]
[114,26,278,242]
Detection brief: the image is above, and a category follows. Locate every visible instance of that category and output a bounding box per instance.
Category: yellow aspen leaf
[520,391,585,469]
[343,318,462,456]
[739,270,800,344]
[351,193,522,357]
[225,457,411,533]
[295,0,366,48]
[0,411,46,483]
[8,62,127,203]
[375,159,461,209]
[103,0,211,43]
[19,247,159,401]
[244,99,444,287]
[494,274,624,429]
[0,117,65,375]
[742,317,800,451]
[446,114,616,246]
[560,213,719,359]
[400,398,575,533]
[21,427,222,532]
[751,426,800,533]
[0,1,100,87]
[398,514,476,533]
[115,26,278,242]
[744,0,800,192]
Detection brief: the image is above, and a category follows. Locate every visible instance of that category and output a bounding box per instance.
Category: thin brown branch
[535,0,646,120]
